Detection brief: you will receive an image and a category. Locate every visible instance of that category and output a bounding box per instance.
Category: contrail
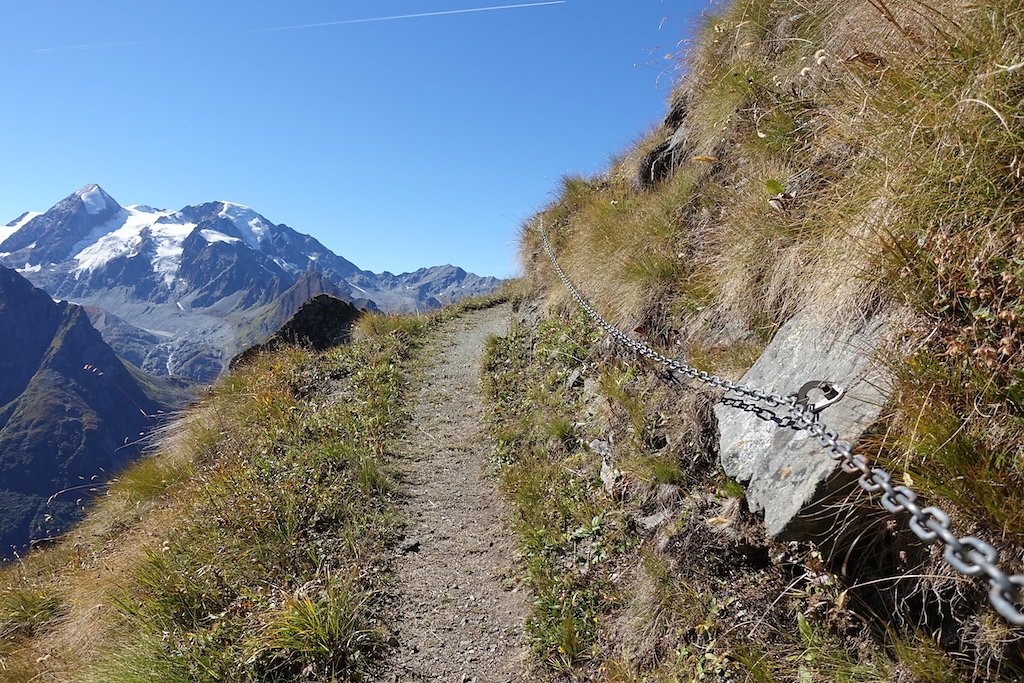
[35,1,565,53]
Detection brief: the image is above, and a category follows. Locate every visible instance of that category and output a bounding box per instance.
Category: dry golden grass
[0,330,416,680]
[0,407,218,680]
[526,0,1021,358]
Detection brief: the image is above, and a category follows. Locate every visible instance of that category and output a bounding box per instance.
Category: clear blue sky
[0,1,711,277]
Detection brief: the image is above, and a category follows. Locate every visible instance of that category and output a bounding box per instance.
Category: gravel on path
[381,304,529,682]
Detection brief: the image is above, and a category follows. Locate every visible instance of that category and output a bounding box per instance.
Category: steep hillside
[493,0,1024,679]
[0,267,187,558]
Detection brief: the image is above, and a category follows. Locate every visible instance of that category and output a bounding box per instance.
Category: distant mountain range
[0,185,500,555]
[0,266,191,557]
[1,185,501,380]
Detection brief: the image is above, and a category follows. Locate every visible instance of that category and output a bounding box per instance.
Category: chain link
[538,221,1024,626]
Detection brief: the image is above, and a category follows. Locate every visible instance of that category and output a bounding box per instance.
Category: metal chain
[538,221,1024,626]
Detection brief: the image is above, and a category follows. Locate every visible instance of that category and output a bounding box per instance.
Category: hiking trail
[381,304,529,682]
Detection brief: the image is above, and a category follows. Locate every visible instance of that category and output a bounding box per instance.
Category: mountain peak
[0,185,125,262]
[74,184,118,216]
[215,201,271,248]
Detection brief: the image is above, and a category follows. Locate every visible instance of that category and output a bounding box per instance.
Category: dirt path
[382,304,529,682]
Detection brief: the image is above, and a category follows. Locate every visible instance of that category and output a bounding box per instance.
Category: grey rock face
[230,295,363,368]
[716,311,891,538]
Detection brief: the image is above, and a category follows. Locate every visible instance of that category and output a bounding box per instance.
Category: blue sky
[0,1,712,277]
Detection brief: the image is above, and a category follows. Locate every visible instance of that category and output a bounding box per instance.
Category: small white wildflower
[800,66,813,77]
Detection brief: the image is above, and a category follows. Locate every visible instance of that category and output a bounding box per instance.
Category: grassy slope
[0,326,413,680]
[491,0,1024,679]
[0,293,509,681]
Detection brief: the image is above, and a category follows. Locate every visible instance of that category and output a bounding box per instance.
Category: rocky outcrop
[715,310,892,538]
[231,295,364,367]
[637,125,691,189]
[271,294,363,350]
[636,97,692,189]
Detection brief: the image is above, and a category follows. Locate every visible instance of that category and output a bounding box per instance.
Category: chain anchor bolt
[793,380,846,414]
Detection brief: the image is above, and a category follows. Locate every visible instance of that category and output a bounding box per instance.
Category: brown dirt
[381,304,530,682]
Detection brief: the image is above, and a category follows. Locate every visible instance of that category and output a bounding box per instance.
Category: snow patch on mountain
[152,226,196,285]
[200,229,241,245]
[66,208,130,258]
[0,212,42,244]
[218,202,269,248]
[73,206,195,286]
[79,185,107,215]
[54,199,282,289]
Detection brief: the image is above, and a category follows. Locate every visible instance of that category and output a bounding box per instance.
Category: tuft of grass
[245,571,384,679]
[886,628,977,683]
[0,586,63,639]
[870,347,1024,541]
[79,629,192,683]
[354,311,429,341]
[686,338,766,375]
[599,366,647,440]
[716,476,747,500]
[629,455,686,488]
[109,451,195,503]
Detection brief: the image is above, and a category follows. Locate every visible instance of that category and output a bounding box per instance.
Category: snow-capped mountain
[1,185,501,380]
